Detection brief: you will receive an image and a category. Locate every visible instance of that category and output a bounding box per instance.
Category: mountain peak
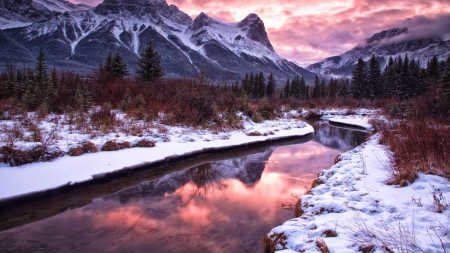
[238,13,274,52]
[189,12,216,31]
[366,27,408,44]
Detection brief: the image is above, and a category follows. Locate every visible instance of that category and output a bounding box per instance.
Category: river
[0,120,368,252]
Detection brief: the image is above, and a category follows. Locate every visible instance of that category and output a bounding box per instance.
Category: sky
[75,0,450,64]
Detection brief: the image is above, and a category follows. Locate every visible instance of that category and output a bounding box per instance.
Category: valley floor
[268,118,450,253]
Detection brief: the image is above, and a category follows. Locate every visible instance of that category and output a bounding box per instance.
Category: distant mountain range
[0,0,449,83]
[0,0,315,83]
[306,27,450,79]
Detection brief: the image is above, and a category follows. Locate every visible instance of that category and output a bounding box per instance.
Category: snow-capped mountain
[306,27,450,79]
[0,0,91,28]
[0,0,315,83]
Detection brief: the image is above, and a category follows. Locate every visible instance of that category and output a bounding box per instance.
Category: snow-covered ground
[267,118,450,253]
[0,113,314,201]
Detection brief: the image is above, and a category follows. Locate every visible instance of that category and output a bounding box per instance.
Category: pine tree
[328,78,338,98]
[113,52,129,77]
[427,55,440,86]
[291,76,301,99]
[104,53,113,73]
[351,58,367,99]
[283,78,290,98]
[35,48,48,87]
[76,85,92,112]
[383,57,396,98]
[367,55,382,98]
[440,55,450,101]
[312,75,320,99]
[299,76,307,99]
[266,73,276,97]
[136,42,164,82]
[256,72,266,98]
[4,63,16,99]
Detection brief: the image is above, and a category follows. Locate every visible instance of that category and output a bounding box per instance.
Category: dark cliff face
[94,0,192,26]
[366,27,408,44]
[238,13,274,52]
[0,0,55,22]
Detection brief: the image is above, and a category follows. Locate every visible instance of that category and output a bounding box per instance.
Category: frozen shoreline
[0,119,314,202]
[267,117,450,253]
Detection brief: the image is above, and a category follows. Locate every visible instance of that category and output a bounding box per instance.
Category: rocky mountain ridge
[307,27,450,79]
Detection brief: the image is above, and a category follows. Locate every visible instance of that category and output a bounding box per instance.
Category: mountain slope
[307,27,450,79]
[0,0,315,84]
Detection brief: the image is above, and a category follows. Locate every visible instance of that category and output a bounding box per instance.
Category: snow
[328,116,373,130]
[0,116,313,201]
[267,119,450,253]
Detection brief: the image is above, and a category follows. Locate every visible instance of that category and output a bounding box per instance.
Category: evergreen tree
[299,76,308,100]
[242,73,251,95]
[110,52,129,77]
[312,75,320,99]
[291,76,301,99]
[440,55,450,101]
[76,85,92,112]
[256,72,266,98]
[266,73,276,97]
[35,48,48,87]
[136,42,164,82]
[328,78,338,98]
[4,63,16,99]
[283,78,290,98]
[383,57,396,98]
[367,55,382,98]
[427,55,440,86]
[351,58,367,99]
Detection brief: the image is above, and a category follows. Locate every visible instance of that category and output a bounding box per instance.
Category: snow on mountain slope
[33,0,92,12]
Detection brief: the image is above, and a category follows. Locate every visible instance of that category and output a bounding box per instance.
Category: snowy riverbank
[0,117,314,201]
[267,119,450,252]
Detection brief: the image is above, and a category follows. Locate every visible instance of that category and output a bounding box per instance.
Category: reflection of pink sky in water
[0,141,341,252]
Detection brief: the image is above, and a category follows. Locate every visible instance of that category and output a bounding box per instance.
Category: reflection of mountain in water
[104,149,274,203]
[313,122,367,152]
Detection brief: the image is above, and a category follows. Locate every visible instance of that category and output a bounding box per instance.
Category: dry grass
[379,120,450,185]
[261,232,287,253]
[315,237,330,253]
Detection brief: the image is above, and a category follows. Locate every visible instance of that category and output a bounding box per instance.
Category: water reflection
[0,122,368,253]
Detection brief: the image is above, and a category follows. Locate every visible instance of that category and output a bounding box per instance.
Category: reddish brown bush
[118,141,131,149]
[68,146,83,156]
[82,142,98,153]
[101,140,120,151]
[132,139,156,148]
[379,120,450,184]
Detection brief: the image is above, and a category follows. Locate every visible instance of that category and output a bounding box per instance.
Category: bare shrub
[379,120,450,184]
[315,237,330,253]
[101,140,120,151]
[82,142,98,153]
[132,139,156,148]
[342,211,424,253]
[69,146,83,156]
[261,232,287,253]
[118,141,131,149]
